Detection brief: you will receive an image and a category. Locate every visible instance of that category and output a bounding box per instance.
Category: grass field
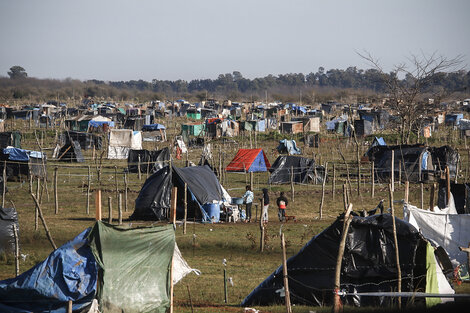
[1,118,470,312]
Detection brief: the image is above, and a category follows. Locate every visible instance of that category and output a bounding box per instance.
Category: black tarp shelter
[0,132,21,149]
[127,147,170,173]
[59,131,102,151]
[437,179,470,214]
[0,207,19,253]
[131,165,224,221]
[268,155,325,184]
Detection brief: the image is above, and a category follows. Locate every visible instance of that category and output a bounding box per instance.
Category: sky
[0,0,469,82]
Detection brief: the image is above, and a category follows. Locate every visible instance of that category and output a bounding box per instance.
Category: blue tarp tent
[142,124,166,131]
[0,229,97,313]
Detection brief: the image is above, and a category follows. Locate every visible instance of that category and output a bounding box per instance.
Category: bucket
[202,203,220,223]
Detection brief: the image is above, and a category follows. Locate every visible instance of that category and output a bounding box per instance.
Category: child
[242,185,254,222]
[276,191,288,222]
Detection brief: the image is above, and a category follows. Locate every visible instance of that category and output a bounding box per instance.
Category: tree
[359,52,463,143]
[8,66,28,79]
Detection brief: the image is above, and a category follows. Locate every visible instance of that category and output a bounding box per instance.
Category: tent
[127,147,170,173]
[0,147,46,179]
[429,146,459,179]
[131,165,227,222]
[437,180,470,214]
[276,139,301,155]
[59,131,102,151]
[107,129,142,159]
[0,221,195,313]
[226,149,271,172]
[0,206,19,254]
[57,140,84,163]
[242,213,453,308]
[269,155,325,184]
[0,131,21,149]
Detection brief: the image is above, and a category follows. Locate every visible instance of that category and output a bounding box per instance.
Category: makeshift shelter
[269,155,325,184]
[226,149,271,172]
[0,147,46,179]
[437,180,469,214]
[107,129,142,159]
[181,122,204,136]
[0,222,196,313]
[142,124,167,141]
[242,213,453,308]
[0,206,19,254]
[0,131,21,149]
[60,131,102,151]
[56,140,84,163]
[132,165,227,222]
[280,121,303,134]
[87,116,115,133]
[429,146,459,179]
[276,139,301,155]
[127,147,170,173]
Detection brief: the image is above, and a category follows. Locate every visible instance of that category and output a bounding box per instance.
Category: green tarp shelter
[88,222,175,313]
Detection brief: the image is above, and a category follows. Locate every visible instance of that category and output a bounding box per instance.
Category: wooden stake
[333,203,353,313]
[86,166,91,215]
[281,233,292,313]
[67,300,72,313]
[260,198,265,252]
[2,161,6,208]
[187,285,194,313]
[35,178,39,231]
[95,189,102,221]
[404,181,409,203]
[342,184,348,211]
[420,183,424,210]
[108,196,112,224]
[446,166,451,206]
[389,183,402,309]
[31,193,57,250]
[290,166,294,202]
[319,162,328,219]
[114,166,119,205]
[118,193,122,225]
[391,150,395,192]
[250,171,254,192]
[13,224,19,276]
[54,167,58,214]
[124,172,128,212]
[332,163,336,200]
[371,161,375,198]
[183,183,187,234]
[171,187,177,226]
[430,183,436,211]
[138,155,142,181]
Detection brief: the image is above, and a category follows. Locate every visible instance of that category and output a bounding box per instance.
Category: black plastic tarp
[60,131,102,151]
[58,141,84,163]
[127,147,170,173]
[242,213,428,307]
[0,132,21,149]
[430,146,459,179]
[0,207,19,253]
[269,155,324,184]
[437,179,469,213]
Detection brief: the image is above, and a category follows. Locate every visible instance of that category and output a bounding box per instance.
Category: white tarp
[404,204,470,268]
[108,129,142,159]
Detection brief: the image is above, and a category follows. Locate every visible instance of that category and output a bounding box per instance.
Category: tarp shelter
[363,137,386,160]
[0,131,21,149]
[107,129,142,159]
[269,155,325,184]
[0,206,19,253]
[57,140,84,163]
[87,116,115,133]
[276,139,301,155]
[242,213,453,308]
[127,147,170,173]
[404,204,470,277]
[437,180,470,214]
[226,149,271,172]
[181,123,204,136]
[0,147,46,179]
[60,131,102,151]
[132,165,226,222]
[429,146,459,179]
[353,119,373,137]
[367,144,434,183]
[0,221,195,313]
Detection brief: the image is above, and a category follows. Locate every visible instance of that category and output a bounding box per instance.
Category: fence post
[87,166,91,215]
[108,196,113,224]
[371,161,375,198]
[54,167,59,214]
[281,233,292,313]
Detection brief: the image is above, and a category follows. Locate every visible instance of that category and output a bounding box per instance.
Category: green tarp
[88,222,175,313]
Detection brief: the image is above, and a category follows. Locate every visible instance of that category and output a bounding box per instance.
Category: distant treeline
[1,67,469,103]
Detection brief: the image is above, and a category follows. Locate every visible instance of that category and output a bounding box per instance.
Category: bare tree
[358,51,463,143]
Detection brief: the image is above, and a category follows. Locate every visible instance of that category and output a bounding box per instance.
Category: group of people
[241,186,289,222]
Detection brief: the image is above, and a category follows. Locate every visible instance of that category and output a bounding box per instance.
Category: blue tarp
[277,139,301,155]
[3,147,44,161]
[88,120,115,128]
[0,229,98,312]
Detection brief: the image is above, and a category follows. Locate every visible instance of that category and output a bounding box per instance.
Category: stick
[108,197,112,224]
[319,162,328,219]
[183,183,187,234]
[446,166,451,206]
[13,224,19,276]
[171,187,177,226]
[389,183,402,309]
[2,161,6,208]
[87,166,91,215]
[138,155,142,181]
[420,183,424,210]
[371,161,375,198]
[333,203,353,313]
[30,193,57,250]
[169,253,174,313]
[35,178,39,231]
[332,163,336,200]
[430,183,436,211]
[67,300,72,313]
[290,166,294,202]
[342,184,348,211]
[124,172,128,212]
[114,166,118,206]
[404,181,409,203]
[54,167,58,214]
[391,150,395,192]
[224,268,228,304]
[118,193,122,225]
[187,285,194,313]
[260,198,265,252]
[281,233,292,313]
[95,189,102,221]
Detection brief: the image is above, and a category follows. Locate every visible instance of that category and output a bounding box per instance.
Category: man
[261,188,269,223]
[242,185,254,222]
[276,191,288,222]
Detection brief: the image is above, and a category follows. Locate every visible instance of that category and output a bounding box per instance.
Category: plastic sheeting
[0,207,19,253]
[0,228,98,313]
[88,222,174,313]
[276,139,301,155]
[127,147,170,173]
[242,214,430,307]
[269,155,324,184]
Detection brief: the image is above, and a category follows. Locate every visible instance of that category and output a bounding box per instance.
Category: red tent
[225,148,271,172]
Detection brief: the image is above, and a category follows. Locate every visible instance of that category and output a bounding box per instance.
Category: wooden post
[171,187,177,226]
[86,166,91,215]
[31,193,57,250]
[290,166,294,202]
[2,161,6,208]
[114,166,119,205]
[224,268,228,304]
[108,196,112,224]
[95,189,102,221]
[260,198,265,252]
[250,171,254,192]
[455,154,460,184]
[389,183,402,309]
[35,177,39,231]
[67,300,72,313]
[398,160,402,186]
[391,150,395,192]
[333,203,353,313]
[371,161,375,198]
[13,224,19,276]
[118,193,122,225]
[183,183,187,234]
[420,183,424,209]
[404,181,409,203]
[319,162,328,219]
[281,233,292,313]
[187,285,194,313]
[169,254,174,313]
[332,163,336,200]
[138,155,142,181]
[255,203,258,223]
[446,166,451,206]
[124,172,128,212]
[342,184,348,211]
[54,167,58,214]
[430,183,436,211]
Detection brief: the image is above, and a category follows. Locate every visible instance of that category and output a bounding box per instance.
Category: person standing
[276,191,288,222]
[262,188,269,223]
[242,185,254,222]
